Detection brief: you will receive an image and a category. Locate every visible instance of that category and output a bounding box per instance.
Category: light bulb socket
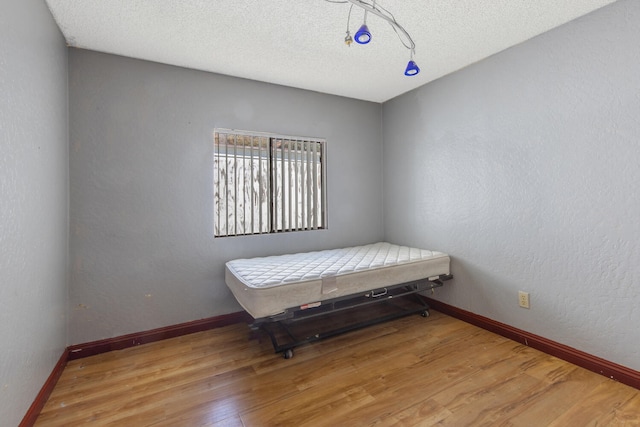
[404,60,420,76]
[345,32,353,46]
[354,24,371,44]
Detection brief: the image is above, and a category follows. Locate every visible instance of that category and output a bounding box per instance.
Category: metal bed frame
[250,274,453,359]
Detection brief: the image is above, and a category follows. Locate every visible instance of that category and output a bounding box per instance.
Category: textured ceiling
[45,0,617,103]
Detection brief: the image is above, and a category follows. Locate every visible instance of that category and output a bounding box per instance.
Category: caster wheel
[421,310,430,317]
[283,349,294,359]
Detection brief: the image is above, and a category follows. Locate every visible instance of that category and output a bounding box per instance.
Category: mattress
[225,242,450,319]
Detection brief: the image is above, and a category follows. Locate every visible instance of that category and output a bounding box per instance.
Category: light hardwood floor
[36,311,640,426]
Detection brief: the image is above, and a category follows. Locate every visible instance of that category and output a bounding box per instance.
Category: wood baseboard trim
[21,311,252,426]
[67,310,253,360]
[423,297,640,390]
[19,350,69,427]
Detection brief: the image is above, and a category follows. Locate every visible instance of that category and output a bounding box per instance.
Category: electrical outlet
[518,291,530,309]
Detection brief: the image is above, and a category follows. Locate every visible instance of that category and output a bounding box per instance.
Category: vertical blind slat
[215,134,219,236]
[307,141,312,229]
[294,140,299,230]
[225,134,229,236]
[280,139,285,232]
[249,136,254,235]
[302,141,307,230]
[311,141,317,230]
[225,134,229,237]
[241,136,245,235]
[232,134,237,236]
[287,141,292,231]
[271,138,277,232]
[258,137,262,233]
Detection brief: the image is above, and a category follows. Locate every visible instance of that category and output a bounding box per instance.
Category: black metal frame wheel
[283,349,294,359]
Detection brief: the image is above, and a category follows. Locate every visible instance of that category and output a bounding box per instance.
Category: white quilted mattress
[225,242,450,319]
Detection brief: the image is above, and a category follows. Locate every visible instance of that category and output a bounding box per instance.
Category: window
[214,129,327,237]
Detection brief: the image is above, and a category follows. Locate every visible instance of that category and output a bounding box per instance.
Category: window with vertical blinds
[213,129,327,237]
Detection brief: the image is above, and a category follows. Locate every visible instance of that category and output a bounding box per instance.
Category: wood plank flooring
[36,311,640,426]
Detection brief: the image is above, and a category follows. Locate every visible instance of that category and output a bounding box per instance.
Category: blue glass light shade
[354,24,371,44]
[404,60,420,76]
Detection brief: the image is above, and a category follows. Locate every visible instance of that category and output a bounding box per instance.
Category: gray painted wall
[383,0,640,370]
[0,0,68,425]
[68,50,384,344]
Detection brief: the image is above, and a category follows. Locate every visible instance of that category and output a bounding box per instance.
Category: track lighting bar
[326,0,420,76]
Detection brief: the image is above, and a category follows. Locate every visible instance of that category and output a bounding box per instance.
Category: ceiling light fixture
[327,0,419,76]
[354,23,372,44]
